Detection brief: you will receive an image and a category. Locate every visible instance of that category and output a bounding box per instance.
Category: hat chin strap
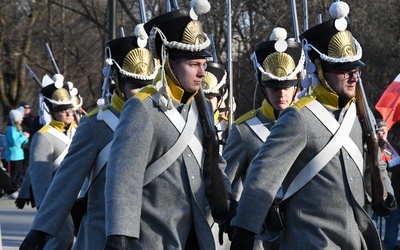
[316,60,336,94]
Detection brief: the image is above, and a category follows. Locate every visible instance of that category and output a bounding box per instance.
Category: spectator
[5,109,29,199]
[377,120,400,250]
[18,101,35,175]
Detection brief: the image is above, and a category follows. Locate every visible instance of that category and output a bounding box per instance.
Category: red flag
[375,74,400,131]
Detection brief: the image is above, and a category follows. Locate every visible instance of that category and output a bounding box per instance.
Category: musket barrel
[119,27,125,37]
[303,0,308,31]
[24,64,43,89]
[208,34,218,63]
[45,43,60,74]
[138,0,147,23]
[226,0,234,131]
[290,0,300,42]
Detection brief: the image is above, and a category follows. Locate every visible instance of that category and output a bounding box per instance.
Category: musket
[165,0,171,12]
[45,43,61,74]
[138,0,147,23]
[317,14,322,24]
[226,0,234,131]
[355,77,389,215]
[119,27,125,37]
[108,0,116,40]
[195,86,229,216]
[303,0,308,31]
[24,64,43,89]
[290,0,300,42]
[208,34,218,63]
[169,0,179,11]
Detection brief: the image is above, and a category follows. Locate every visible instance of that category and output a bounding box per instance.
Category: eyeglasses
[327,69,362,79]
[24,106,31,109]
[59,109,74,115]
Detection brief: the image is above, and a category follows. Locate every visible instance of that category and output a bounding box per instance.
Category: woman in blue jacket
[5,109,29,198]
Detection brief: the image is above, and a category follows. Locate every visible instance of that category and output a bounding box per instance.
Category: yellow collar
[110,91,125,112]
[165,73,197,104]
[312,84,354,109]
[50,119,73,132]
[259,100,277,121]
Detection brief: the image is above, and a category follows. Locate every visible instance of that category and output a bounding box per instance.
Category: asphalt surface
[0,195,35,250]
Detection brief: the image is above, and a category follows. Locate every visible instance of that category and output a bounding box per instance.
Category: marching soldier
[19,35,158,250]
[104,1,234,249]
[18,73,79,250]
[202,61,228,154]
[222,27,304,249]
[230,1,396,249]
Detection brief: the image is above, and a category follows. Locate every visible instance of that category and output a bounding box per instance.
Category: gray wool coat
[105,87,228,249]
[231,87,393,250]
[223,104,280,250]
[28,121,76,249]
[31,105,119,250]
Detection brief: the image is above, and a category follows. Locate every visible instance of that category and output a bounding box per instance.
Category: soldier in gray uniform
[222,27,304,250]
[230,1,396,250]
[20,74,78,250]
[104,3,234,250]
[19,35,158,250]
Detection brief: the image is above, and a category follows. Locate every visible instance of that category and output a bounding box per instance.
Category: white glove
[388,156,400,168]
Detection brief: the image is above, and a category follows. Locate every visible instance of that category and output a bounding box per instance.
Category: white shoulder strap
[143,100,200,186]
[47,127,74,172]
[150,93,204,166]
[84,109,119,194]
[278,101,358,202]
[245,116,270,143]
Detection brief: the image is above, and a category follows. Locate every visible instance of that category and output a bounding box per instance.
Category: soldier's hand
[230,227,255,250]
[218,197,238,245]
[19,229,48,250]
[15,198,30,209]
[104,235,129,250]
[372,192,397,217]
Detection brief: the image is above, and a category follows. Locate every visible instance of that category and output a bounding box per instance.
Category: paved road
[0,196,35,250]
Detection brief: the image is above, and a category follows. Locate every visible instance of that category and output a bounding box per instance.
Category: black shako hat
[105,36,156,87]
[143,8,212,60]
[252,27,304,88]
[299,1,365,72]
[40,78,74,112]
[202,61,226,97]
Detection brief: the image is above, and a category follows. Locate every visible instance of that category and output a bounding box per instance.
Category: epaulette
[292,95,317,110]
[235,109,257,125]
[218,115,229,122]
[38,124,52,133]
[134,86,158,101]
[86,107,101,118]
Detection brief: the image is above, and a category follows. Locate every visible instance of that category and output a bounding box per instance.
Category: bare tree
[0,0,399,149]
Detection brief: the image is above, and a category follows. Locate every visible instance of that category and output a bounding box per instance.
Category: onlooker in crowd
[19,34,158,250]
[18,101,35,176]
[5,109,29,199]
[103,3,234,249]
[376,120,400,250]
[19,101,36,133]
[222,27,304,249]
[229,2,396,249]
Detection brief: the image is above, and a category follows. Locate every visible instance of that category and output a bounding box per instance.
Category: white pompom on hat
[9,109,24,124]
